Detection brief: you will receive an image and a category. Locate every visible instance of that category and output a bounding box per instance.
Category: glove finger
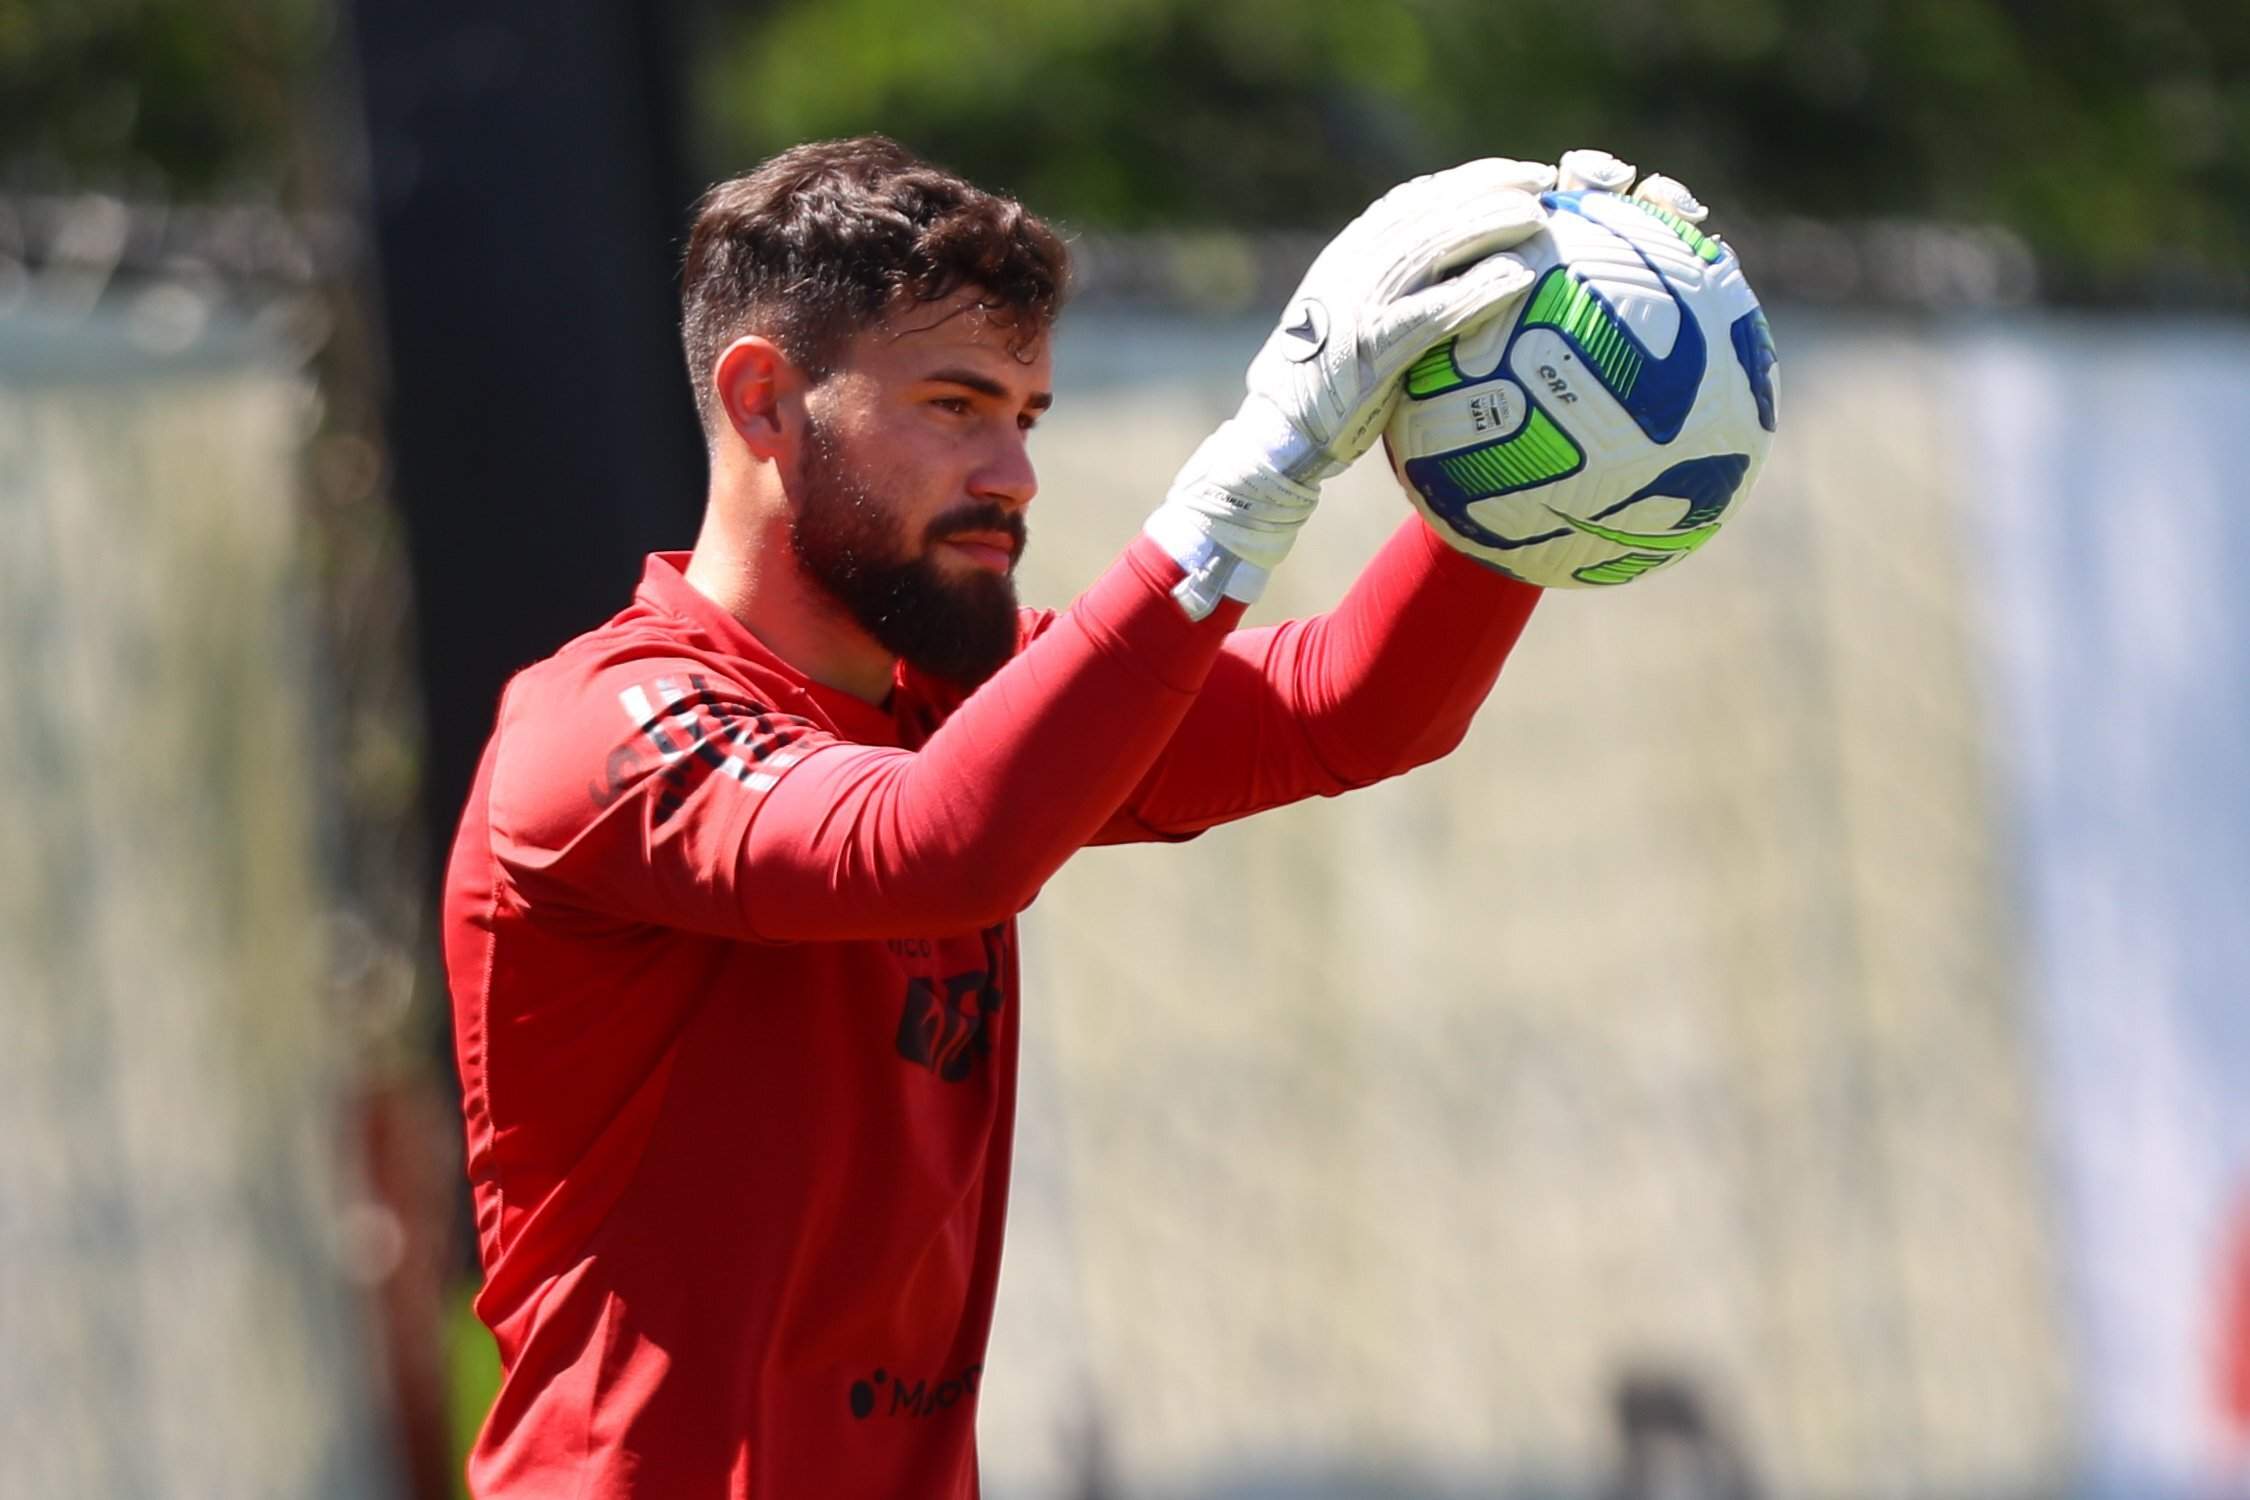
[1380,157,1556,214]
[1632,172,1709,224]
[1556,147,1636,194]
[1435,156,1558,198]
[1395,186,1546,289]
[1376,249,1538,354]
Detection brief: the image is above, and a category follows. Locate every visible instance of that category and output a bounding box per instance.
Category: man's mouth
[937,531,1018,574]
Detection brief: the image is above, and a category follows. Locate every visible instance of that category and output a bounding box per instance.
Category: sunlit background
[3,2,2247,1497]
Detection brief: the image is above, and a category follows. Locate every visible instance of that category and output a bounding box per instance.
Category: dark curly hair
[680,135,1069,434]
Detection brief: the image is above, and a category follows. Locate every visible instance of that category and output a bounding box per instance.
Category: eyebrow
[920,367,1054,412]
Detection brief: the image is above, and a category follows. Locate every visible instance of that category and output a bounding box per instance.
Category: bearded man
[442,134,1708,1497]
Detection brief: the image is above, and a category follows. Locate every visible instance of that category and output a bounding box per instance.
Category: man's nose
[970,429,1038,510]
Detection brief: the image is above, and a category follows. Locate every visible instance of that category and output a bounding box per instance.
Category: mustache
[923,503,1027,561]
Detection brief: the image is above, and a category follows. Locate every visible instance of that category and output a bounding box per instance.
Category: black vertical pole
[346,0,708,881]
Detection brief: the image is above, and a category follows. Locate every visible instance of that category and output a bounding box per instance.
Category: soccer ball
[1383,189,1778,587]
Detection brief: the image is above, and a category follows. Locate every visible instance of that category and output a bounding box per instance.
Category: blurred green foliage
[447,1284,501,1500]
[2,0,2242,290]
[0,0,323,199]
[695,0,2250,287]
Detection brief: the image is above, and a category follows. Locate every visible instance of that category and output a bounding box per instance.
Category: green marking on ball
[1436,406,1583,495]
[1549,508,1724,554]
[1520,268,1643,397]
[1638,202,1725,263]
[1572,552,1675,585]
[1404,339,1468,399]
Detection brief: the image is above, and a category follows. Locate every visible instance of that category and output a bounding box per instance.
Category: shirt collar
[632,551,902,743]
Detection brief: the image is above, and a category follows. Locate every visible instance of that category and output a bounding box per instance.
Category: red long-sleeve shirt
[442,521,1536,1498]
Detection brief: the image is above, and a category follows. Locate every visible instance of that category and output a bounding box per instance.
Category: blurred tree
[3,0,2242,290]
[692,0,2250,293]
[0,0,327,198]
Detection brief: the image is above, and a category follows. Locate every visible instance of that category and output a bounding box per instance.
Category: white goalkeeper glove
[1145,158,1556,618]
[1556,146,1713,228]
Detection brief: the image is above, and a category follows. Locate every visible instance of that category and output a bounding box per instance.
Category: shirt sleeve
[1089,516,1540,843]
[486,537,1242,943]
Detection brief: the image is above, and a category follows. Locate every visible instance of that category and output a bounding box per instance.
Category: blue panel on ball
[1538,191,1708,446]
[1401,449,1575,551]
[1590,454,1751,531]
[1730,308,1779,433]
[1400,407,1586,550]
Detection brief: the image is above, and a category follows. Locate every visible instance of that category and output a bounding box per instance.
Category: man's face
[785,290,1053,688]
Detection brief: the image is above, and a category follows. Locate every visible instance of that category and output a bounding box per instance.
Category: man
[443,134,1709,1496]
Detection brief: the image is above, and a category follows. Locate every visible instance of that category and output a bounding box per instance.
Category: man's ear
[711,335,801,461]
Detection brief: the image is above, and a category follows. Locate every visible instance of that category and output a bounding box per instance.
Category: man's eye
[932,397,972,414]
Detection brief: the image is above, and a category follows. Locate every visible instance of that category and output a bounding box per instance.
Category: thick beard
[787,412,1025,690]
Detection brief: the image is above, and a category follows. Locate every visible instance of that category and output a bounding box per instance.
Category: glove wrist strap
[1141,506,1271,620]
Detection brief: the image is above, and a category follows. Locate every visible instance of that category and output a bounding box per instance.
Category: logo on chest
[889,925,1009,1084]
[893,972,1001,1082]
[849,1361,983,1421]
